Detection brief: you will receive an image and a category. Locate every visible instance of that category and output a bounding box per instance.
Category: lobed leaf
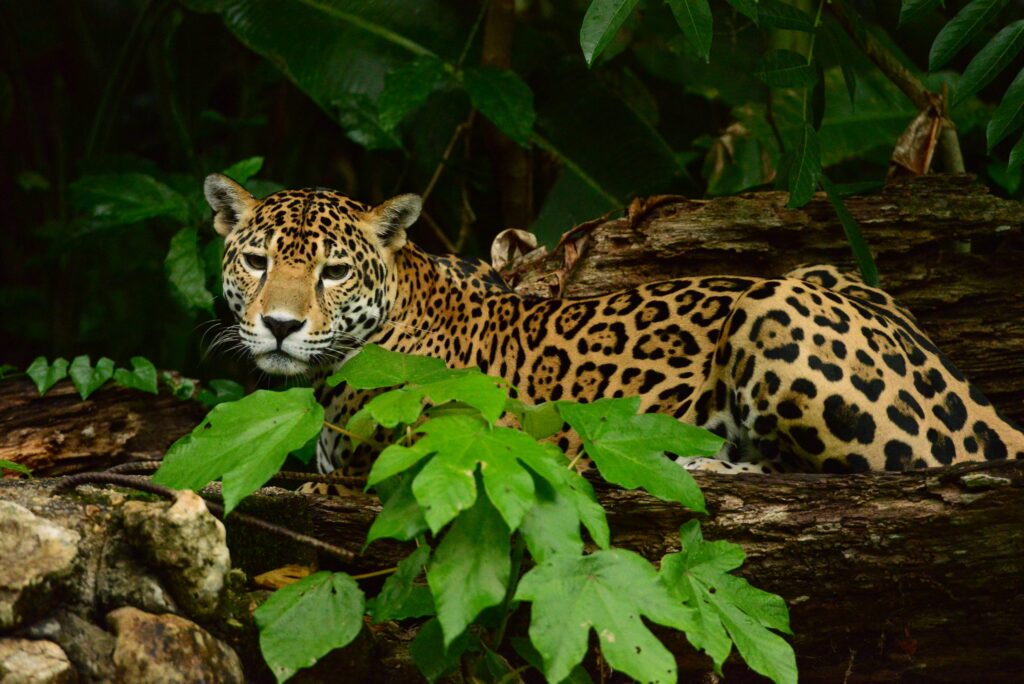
[426,489,510,646]
[368,545,434,622]
[409,617,474,683]
[327,344,447,388]
[660,521,796,684]
[113,357,159,394]
[69,355,114,400]
[953,19,1024,106]
[366,469,430,545]
[254,571,365,683]
[579,0,641,66]
[504,398,563,440]
[557,397,716,512]
[26,357,68,396]
[153,388,323,514]
[668,0,713,63]
[929,0,1009,71]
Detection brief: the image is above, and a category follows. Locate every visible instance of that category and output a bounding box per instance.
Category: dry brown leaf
[890,97,945,177]
[490,228,540,271]
[254,564,315,590]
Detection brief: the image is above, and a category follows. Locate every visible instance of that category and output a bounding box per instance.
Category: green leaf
[755,50,817,89]
[899,0,944,26]
[0,364,18,381]
[409,618,473,683]
[757,0,816,32]
[505,398,564,440]
[462,66,535,147]
[987,67,1024,149]
[519,473,584,563]
[821,175,880,287]
[161,372,198,401]
[254,571,365,683]
[0,460,31,478]
[515,549,695,683]
[668,0,713,63]
[579,0,642,66]
[660,521,796,684]
[166,226,215,314]
[334,94,404,150]
[327,344,448,388]
[427,489,510,646]
[221,156,264,185]
[71,173,190,227]
[26,357,68,396]
[378,57,448,131]
[784,124,821,209]
[1009,132,1024,173]
[368,545,435,622]
[557,398,716,512]
[361,369,508,429]
[953,20,1024,106]
[821,19,857,105]
[929,0,1009,71]
[726,0,759,23]
[406,415,539,533]
[113,357,158,395]
[153,388,324,514]
[68,356,114,400]
[196,379,245,407]
[367,469,430,544]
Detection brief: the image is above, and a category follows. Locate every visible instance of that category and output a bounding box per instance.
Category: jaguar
[204,173,1024,476]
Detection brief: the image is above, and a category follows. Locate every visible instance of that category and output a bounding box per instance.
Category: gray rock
[22,611,115,683]
[107,607,244,684]
[0,502,80,630]
[0,638,76,684]
[122,491,230,617]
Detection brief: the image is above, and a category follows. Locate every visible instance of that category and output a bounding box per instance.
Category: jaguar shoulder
[204,174,1024,477]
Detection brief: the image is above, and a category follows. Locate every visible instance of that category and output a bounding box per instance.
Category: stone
[0,501,80,630]
[121,491,230,616]
[107,607,244,684]
[0,639,76,684]
[23,610,115,683]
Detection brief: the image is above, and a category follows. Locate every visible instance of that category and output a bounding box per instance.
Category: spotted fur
[205,174,1024,477]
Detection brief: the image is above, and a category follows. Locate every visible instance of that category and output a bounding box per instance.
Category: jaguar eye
[242,253,267,271]
[321,263,352,281]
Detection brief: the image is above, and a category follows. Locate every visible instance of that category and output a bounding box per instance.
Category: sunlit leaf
[113,357,159,394]
[953,19,1024,105]
[254,571,364,683]
[68,355,114,400]
[0,460,32,478]
[929,0,1009,71]
[26,357,68,396]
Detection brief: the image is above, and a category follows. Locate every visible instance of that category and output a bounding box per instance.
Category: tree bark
[0,378,205,477]
[506,174,1024,424]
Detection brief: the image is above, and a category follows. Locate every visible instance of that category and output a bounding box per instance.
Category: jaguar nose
[262,315,305,344]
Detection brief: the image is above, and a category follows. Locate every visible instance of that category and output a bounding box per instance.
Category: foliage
[153,345,795,683]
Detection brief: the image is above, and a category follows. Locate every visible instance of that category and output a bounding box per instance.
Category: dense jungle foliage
[3,0,1024,383]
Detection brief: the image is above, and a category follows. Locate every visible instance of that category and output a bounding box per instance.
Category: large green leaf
[254,571,365,683]
[426,489,510,646]
[953,20,1024,105]
[556,397,718,511]
[515,549,699,683]
[377,57,448,131]
[327,344,448,388]
[367,545,434,622]
[821,175,880,287]
[756,50,817,89]
[987,67,1024,149]
[463,66,535,147]
[784,124,821,208]
[660,521,796,684]
[668,0,713,63]
[153,388,324,513]
[71,173,190,227]
[579,0,642,67]
[166,226,215,314]
[929,0,1009,71]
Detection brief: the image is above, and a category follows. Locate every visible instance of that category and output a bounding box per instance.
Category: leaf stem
[457,0,492,67]
[323,421,386,452]
[351,566,398,581]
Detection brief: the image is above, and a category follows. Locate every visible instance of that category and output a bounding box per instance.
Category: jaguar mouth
[254,350,309,376]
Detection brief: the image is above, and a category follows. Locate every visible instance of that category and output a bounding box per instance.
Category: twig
[420,111,477,206]
[323,420,387,452]
[53,472,357,563]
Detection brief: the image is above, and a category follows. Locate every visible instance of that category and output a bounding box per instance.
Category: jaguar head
[205,174,421,376]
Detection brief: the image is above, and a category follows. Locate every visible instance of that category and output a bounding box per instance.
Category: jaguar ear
[204,173,256,237]
[368,194,421,251]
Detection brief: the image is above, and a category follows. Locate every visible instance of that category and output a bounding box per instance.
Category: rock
[121,491,230,616]
[0,639,76,684]
[107,607,244,684]
[95,543,178,616]
[0,501,80,630]
[23,611,115,683]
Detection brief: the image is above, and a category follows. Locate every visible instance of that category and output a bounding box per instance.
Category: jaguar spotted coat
[204,174,1024,476]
